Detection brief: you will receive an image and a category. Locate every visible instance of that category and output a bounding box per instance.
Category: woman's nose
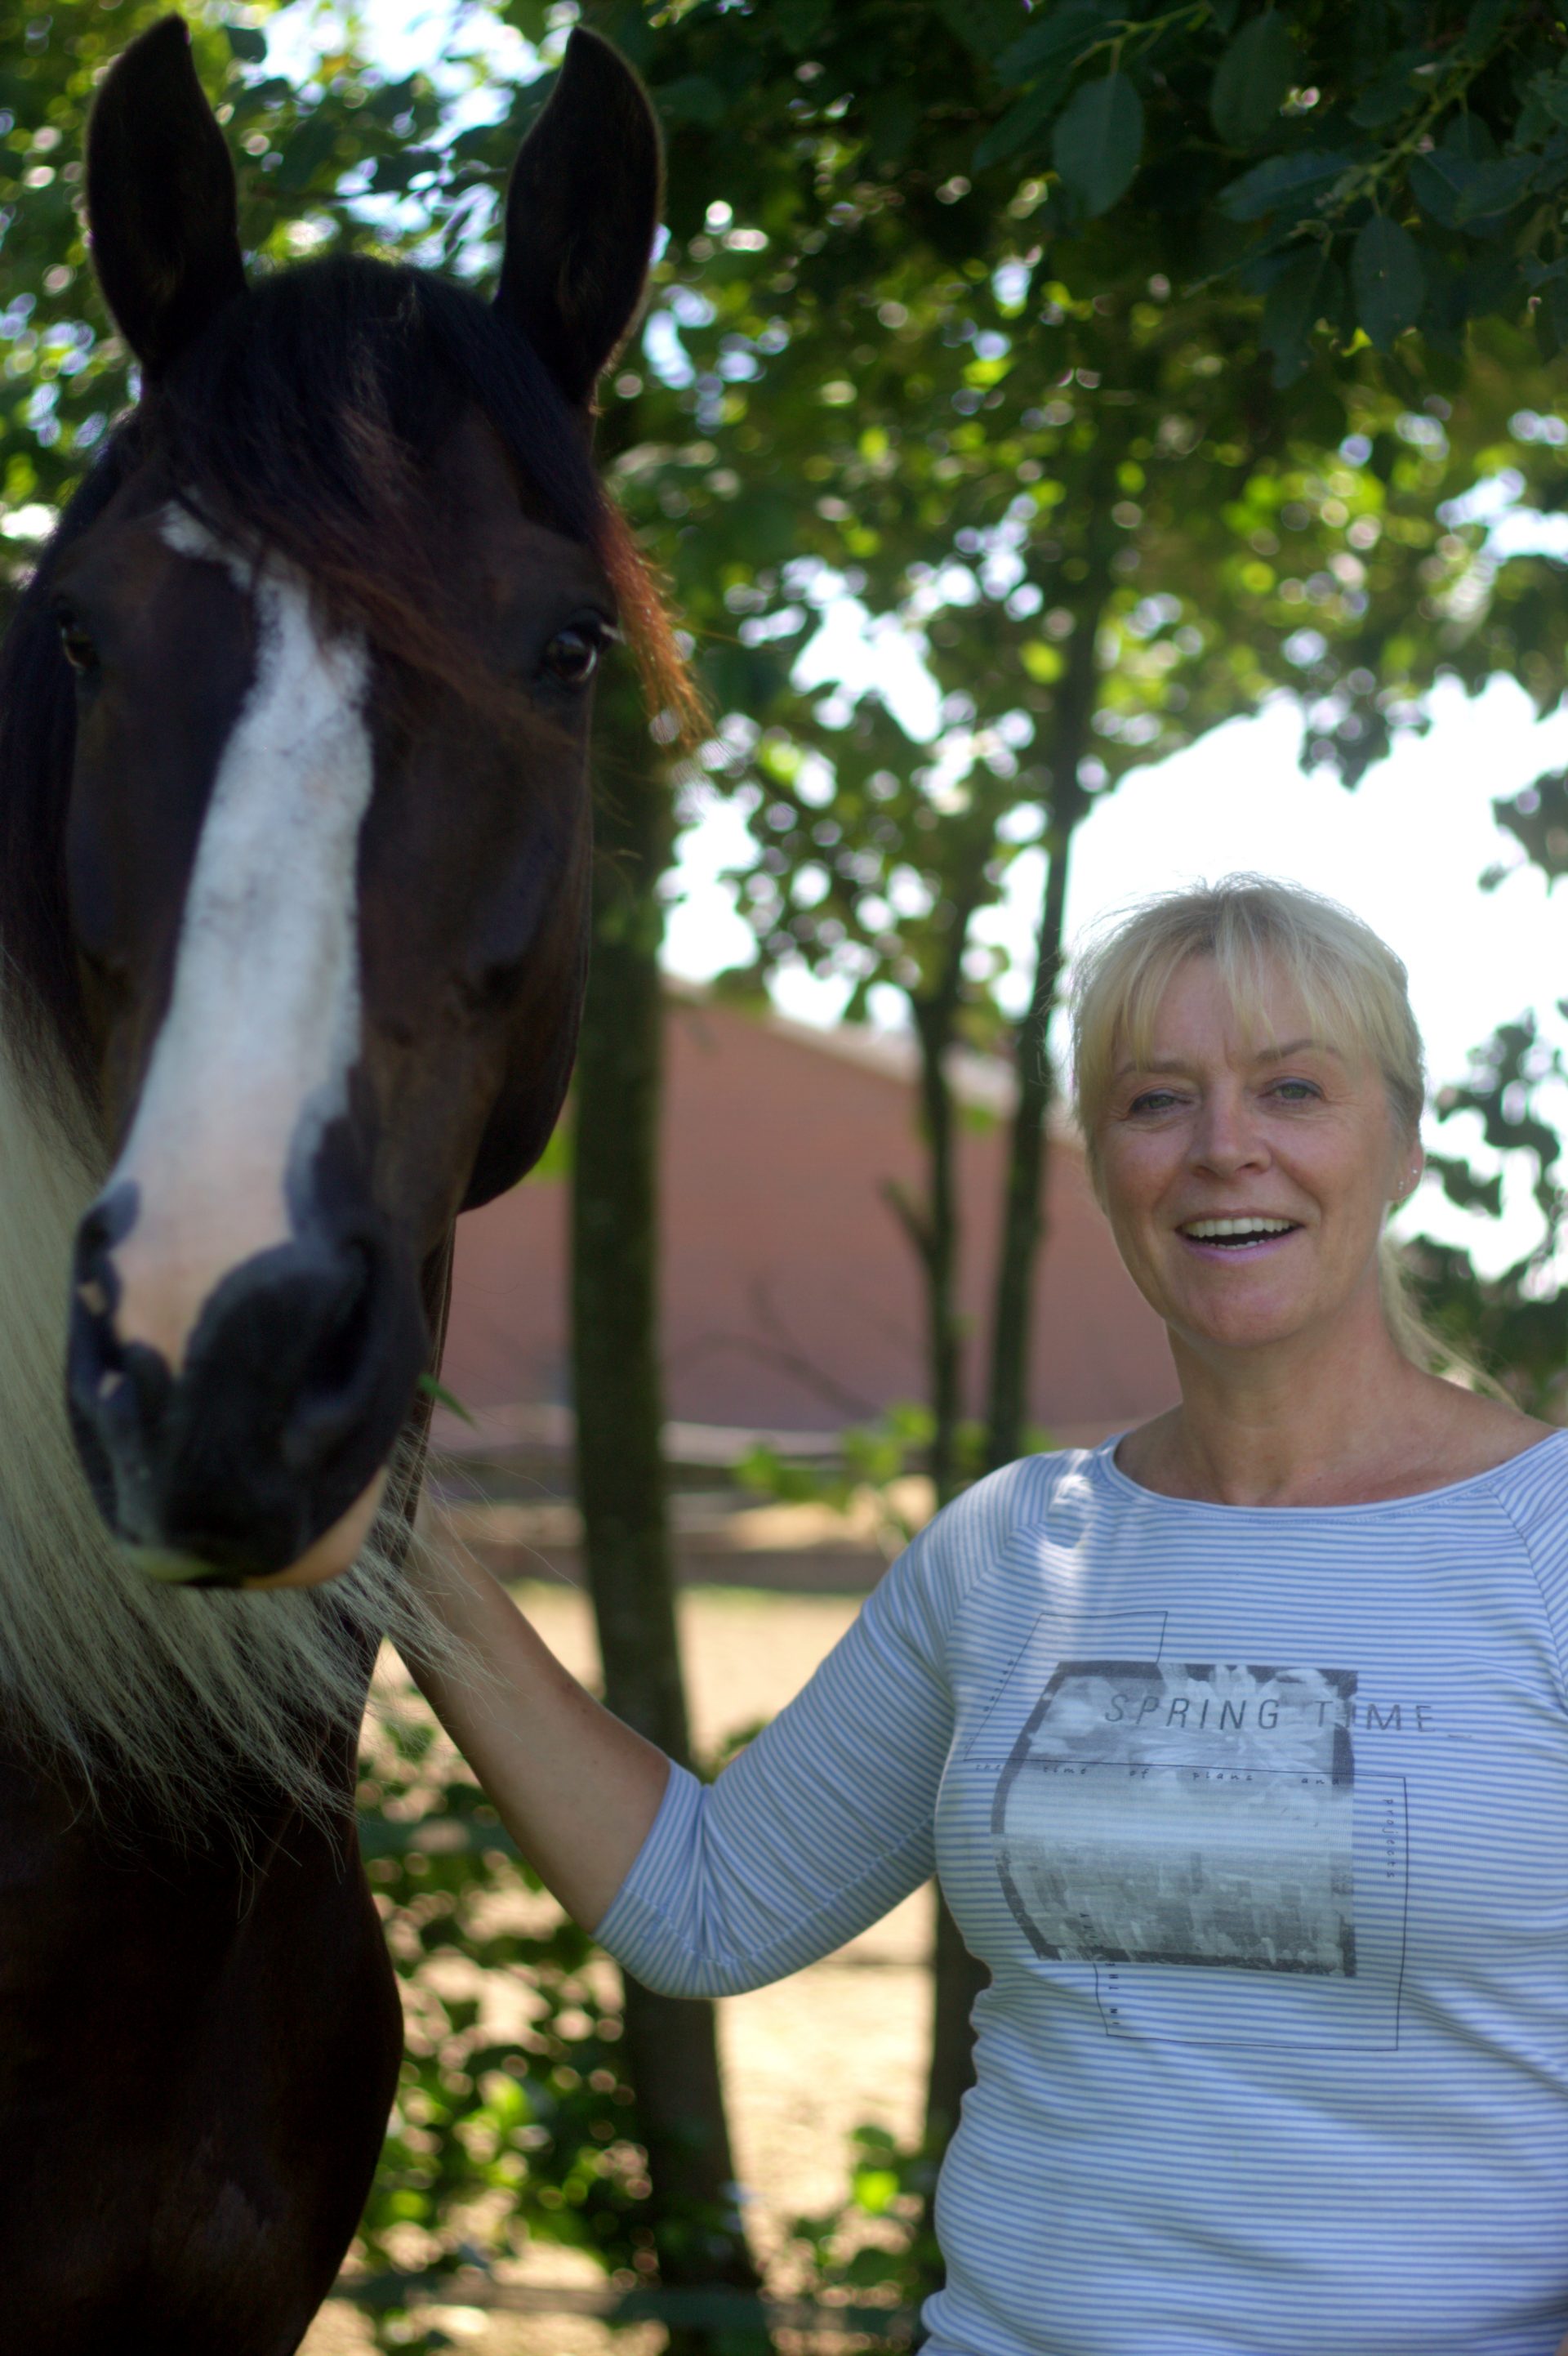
[1188,1094,1267,1176]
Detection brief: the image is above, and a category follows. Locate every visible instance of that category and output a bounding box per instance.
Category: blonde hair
[0,1012,458,1846]
[1068,874,1465,1378]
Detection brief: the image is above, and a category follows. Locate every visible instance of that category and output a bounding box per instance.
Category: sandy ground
[303,1582,932,2356]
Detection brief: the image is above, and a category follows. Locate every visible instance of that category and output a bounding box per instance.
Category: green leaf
[1217,147,1349,223]
[1450,154,1539,225]
[1051,71,1143,218]
[1409,149,1473,230]
[973,80,1062,171]
[417,1373,479,1430]
[1461,0,1516,58]
[1347,47,1423,131]
[1210,11,1294,149]
[1410,147,1535,230]
[1441,111,1498,162]
[1351,215,1425,348]
[932,0,1027,60]
[994,0,1107,88]
[1260,243,1330,385]
[224,24,268,64]
[1529,65,1568,131]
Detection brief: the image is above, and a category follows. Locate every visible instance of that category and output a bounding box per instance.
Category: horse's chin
[241,1467,390,1590]
[127,1468,390,1590]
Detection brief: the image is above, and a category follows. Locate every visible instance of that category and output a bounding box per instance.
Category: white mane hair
[0,1011,454,1843]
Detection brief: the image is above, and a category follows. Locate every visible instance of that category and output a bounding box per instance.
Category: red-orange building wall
[443,993,1175,1443]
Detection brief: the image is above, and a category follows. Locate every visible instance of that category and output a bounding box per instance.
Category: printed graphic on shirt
[992,1662,1356,1974]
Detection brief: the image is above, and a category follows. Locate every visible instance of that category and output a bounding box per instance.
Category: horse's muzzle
[65,1215,425,1585]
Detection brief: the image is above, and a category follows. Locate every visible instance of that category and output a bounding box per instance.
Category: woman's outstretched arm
[398,1533,949,1987]
[399,1544,669,1932]
[397,1471,1018,1997]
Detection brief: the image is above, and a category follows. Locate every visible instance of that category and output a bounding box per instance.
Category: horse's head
[12,18,665,1586]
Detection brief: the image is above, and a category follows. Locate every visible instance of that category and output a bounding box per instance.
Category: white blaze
[96,508,375,1370]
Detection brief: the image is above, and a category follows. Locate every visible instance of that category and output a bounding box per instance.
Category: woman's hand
[398,1542,669,1930]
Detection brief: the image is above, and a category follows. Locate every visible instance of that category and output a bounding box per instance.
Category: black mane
[0,254,630,1096]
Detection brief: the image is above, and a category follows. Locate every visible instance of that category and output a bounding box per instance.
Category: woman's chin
[1165,1286,1319,1357]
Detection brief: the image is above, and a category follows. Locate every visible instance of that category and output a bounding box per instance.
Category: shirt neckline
[1092,1424,1568,1518]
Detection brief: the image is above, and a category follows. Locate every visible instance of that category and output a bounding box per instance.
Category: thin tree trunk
[882,869,989,1511]
[915,995,964,1510]
[981,783,1085,1472]
[984,582,1105,1474]
[921,591,1107,2209]
[571,698,764,2339]
[884,991,963,1510]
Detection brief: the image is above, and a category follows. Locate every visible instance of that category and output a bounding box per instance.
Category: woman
[404,875,1568,2356]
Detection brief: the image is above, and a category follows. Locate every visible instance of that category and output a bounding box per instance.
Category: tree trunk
[921,594,1107,2216]
[923,1883,985,2152]
[571,696,764,2336]
[981,782,1085,1473]
[882,861,991,1513]
[884,988,964,1511]
[984,580,1105,1474]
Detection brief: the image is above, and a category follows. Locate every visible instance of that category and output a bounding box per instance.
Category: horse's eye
[540,620,611,689]
[54,604,99,676]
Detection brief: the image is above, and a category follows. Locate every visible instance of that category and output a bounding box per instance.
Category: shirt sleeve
[1492,1430,1568,1707]
[593,1468,1024,1997]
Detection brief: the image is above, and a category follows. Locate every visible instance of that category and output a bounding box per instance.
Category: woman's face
[1095,954,1417,1364]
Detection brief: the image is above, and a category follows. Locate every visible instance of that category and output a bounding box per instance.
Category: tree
[571,675,767,2339]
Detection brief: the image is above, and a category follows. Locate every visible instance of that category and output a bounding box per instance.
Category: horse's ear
[87,15,246,378]
[495,29,662,408]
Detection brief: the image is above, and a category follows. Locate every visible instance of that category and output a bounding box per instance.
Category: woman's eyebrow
[1252,1036,1343,1063]
[1113,1037,1343,1079]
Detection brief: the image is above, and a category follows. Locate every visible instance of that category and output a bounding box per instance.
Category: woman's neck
[1118,1314,1548,1508]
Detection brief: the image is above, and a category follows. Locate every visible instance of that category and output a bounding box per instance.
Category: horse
[0,16,681,2350]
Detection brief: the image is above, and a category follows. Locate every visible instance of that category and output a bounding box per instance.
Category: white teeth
[1183,1217,1295,1239]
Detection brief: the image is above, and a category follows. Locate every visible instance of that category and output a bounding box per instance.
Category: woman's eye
[1272,1078,1320,1103]
[539,619,612,689]
[1128,1089,1181,1115]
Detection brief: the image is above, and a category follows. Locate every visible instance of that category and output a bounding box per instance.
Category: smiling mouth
[1178,1217,1302,1250]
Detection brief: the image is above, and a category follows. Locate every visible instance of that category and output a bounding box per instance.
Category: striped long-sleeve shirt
[596,1431,1568,2356]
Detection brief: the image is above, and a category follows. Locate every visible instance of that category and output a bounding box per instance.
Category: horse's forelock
[140,254,699,736]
